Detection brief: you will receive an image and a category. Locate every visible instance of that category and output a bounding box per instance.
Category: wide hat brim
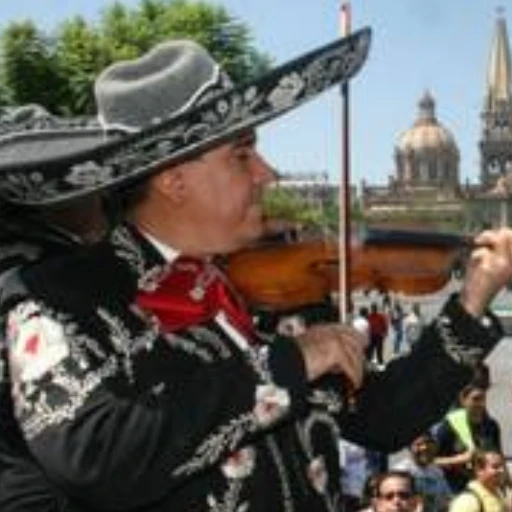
[0,27,371,206]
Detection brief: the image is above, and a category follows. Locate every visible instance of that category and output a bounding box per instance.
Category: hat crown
[95,40,229,132]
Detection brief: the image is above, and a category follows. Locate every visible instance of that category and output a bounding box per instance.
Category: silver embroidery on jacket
[173,412,256,477]
[435,314,484,365]
[189,326,233,359]
[207,479,247,512]
[206,447,256,512]
[7,302,120,440]
[308,388,344,414]
[296,412,340,512]
[162,331,215,363]
[266,436,295,512]
[110,226,170,291]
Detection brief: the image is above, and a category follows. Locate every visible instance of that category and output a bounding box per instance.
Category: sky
[0,0,506,186]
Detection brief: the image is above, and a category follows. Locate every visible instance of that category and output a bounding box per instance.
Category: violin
[224,228,470,311]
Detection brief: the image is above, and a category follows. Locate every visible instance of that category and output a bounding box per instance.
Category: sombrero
[0,28,371,206]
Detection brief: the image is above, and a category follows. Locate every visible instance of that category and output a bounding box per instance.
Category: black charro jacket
[0,224,504,512]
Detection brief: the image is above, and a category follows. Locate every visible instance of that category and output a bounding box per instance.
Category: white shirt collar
[142,230,180,264]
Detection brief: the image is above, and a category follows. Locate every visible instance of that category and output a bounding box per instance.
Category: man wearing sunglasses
[372,471,419,512]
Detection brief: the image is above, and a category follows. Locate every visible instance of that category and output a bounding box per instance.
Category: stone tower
[480,11,512,187]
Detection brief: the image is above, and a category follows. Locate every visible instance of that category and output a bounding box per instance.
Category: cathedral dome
[393,91,460,188]
[397,91,459,156]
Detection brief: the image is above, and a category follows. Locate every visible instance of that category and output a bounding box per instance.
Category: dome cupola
[395,91,460,188]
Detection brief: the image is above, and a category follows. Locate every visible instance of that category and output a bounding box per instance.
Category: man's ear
[151,167,187,205]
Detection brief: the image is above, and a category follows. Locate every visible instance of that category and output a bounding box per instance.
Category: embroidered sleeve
[5,300,308,509]
[337,293,503,452]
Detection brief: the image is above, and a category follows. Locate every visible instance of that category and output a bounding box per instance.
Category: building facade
[361,91,465,230]
[361,12,512,232]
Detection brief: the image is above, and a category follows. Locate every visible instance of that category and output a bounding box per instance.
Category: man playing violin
[1,31,512,512]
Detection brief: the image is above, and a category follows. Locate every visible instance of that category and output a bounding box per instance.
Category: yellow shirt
[449,481,508,512]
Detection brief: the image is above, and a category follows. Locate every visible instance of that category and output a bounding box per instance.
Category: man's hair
[472,449,504,472]
[374,470,416,497]
[471,362,491,390]
[459,381,487,399]
[116,179,152,214]
[410,431,435,448]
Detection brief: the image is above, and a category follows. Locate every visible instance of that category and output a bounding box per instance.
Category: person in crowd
[358,474,380,512]
[434,383,502,494]
[339,436,387,511]
[393,432,452,512]
[371,471,419,512]
[403,303,423,350]
[390,302,405,355]
[1,30,512,512]
[448,450,508,512]
[353,306,370,340]
[339,438,374,511]
[366,302,389,366]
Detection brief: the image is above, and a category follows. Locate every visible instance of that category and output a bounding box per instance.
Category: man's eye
[235,150,252,161]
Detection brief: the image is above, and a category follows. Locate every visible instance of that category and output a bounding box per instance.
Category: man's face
[373,476,417,512]
[180,131,274,253]
[461,388,487,423]
[476,452,505,490]
[410,435,436,467]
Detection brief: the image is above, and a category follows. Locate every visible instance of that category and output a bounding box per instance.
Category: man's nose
[252,152,277,185]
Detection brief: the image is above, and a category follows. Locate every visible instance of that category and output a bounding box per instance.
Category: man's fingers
[461,227,512,316]
[295,323,366,385]
[334,334,365,389]
[324,325,365,388]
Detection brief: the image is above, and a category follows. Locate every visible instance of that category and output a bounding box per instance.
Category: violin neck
[362,228,467,249]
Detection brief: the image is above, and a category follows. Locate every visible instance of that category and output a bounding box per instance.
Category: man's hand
[295,323,367,389]
[461,227,512,317]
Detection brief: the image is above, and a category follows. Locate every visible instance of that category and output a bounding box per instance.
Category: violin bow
[338,1,352,324]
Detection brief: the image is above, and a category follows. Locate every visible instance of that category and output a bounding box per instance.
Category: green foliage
[1,21,66,111]
[0,0,271,114]
[55,17,110,114]
[263,187,324,227]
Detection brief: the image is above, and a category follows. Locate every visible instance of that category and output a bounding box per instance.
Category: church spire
[480,9,512,188]
[484,8,512,112]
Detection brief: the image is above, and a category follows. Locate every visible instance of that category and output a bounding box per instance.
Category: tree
[1,21,65,111]
[0,0,271,114]
[263,187,325,228]
[55,17,110,114]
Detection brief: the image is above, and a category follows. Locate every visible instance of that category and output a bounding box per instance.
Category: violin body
[224,229,466,311]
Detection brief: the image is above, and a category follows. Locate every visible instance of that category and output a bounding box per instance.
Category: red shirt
[367,311,388,338]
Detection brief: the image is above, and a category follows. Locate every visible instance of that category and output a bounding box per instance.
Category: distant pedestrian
[391,302,405,355]
[366,302,388,366]
[403,303,423,350]
[353,306,370,341]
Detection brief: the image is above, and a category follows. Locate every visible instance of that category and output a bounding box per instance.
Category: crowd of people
[351,297,424,368]
[338,363,510,511]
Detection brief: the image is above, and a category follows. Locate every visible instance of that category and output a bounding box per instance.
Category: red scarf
[136,257,255,340]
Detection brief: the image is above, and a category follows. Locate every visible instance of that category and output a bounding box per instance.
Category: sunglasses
[378,491,413,501]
